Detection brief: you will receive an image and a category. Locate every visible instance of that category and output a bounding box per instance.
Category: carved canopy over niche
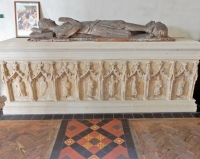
[1,60,198,102]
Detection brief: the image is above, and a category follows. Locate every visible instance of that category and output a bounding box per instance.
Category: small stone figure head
[87,76,91,82]
[16,76,22,82]
[38,18,57,29]
[180,76,184,81]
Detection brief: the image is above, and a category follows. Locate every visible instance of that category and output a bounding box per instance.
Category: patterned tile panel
[59,119,131,159]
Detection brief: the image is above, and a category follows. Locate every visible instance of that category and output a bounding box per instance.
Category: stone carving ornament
[38,76,48,96]
[109,75,118,100]
[86,76,95,99]
[176,77,185,97]
[1,60,197,102]
[29,17,174,42]
[131,76,137,99]
[154,76,162,97]
[15,76,26,97]
[61,77,71,98]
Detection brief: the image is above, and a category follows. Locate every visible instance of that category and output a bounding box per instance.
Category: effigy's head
[38,18,57,29]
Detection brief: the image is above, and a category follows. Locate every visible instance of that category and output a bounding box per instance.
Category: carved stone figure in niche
[15,76,26,97]
[61,77,71,98]
[86,76,95,99]
[109,75,118,100]
[154,76,162,97]
[131,76,137,99]
[38,76,48,96]
[176,77,185,97]
[29,17,174,42]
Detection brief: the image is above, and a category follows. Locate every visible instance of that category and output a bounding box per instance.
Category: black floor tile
[172,113,183,118]
[51,143,62,153]
[53,115,64,120]
[102,144,116,153]
[32,115,44,120]
[73,114,84,119]
[128,150,138,159]
[75,146,86,154]
[72,134,83,141]
[152,113,163,118]
[191,113,200,118]
[0,115,13,120]
[181,113,193,118]
[121,120,129,128]
[123,127,131,135]
[124,134,133,142]
[80,120,93,127]
[162,113,173,118]
[143,113,153,118]
[56,129,66,138]
[43,115,54,120]
[104,114,113,119]
[80,150,93,158]
[126,141,136,150]
[123,114,133,118]
[63,114,73,119]
[84,128,93,134]
[93,114,103,119]
[114,113,123,118]
[95,150,107,158]
[59,119,68,130]
[84,114,93,119]
[70,142,81,150]
[55,136,65,144]
[10,115,23,120]
[49,150,60,159]
[133,113,143,118]
[107,133,117,140]
[21,115,33,120]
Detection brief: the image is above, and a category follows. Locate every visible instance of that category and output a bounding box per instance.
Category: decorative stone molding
[1,60,198,102]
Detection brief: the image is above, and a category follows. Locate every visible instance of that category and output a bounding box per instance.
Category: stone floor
[129,118,200,159]
[0,110,200,159]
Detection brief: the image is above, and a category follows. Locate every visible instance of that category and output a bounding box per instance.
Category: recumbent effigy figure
[29,17,173,41]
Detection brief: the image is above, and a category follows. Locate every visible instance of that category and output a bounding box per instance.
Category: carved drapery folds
[1,60,198,102]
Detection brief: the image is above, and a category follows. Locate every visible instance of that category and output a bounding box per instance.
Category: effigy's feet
[145,21,156,33]
[151,22,168,38]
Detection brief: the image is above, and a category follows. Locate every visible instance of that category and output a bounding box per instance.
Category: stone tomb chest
[0,38,199,114]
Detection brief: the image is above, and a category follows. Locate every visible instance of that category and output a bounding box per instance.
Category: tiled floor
[54,119,134,159]
[0,120,60,159]
[0,110,200,159]
[130,118,200,159]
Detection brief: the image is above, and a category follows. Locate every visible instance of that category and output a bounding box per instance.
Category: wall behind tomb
[0,0,200,41]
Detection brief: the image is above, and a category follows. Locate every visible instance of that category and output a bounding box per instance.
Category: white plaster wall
[0,0,200,42]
